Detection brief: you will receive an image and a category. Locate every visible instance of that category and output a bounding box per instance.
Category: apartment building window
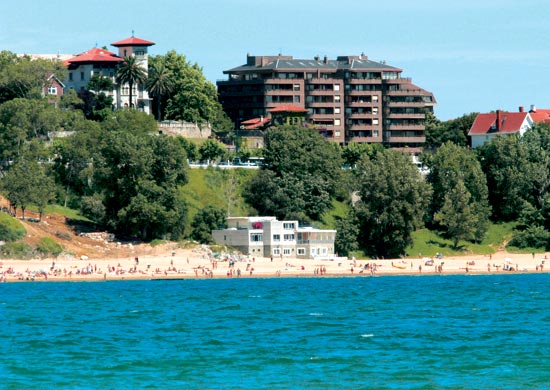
[335,119,341,126]
[250,233,263,242]
[293,84,300,91]
[80,72,85,81]
[283,248,291,255]
[373,107,379,114]
[273,248,281,255]
[297,248,306,255]
[335,107,341,114]
[334,95,341,103]
[273,234,280,241]
[284,234,295,241]
[69,72,73,81]
[334,84,340,91]
[374,130,379,137]
[373,119,379,125]
[283,223,295,229]
[373,95,379,102]
[335,131,341,137]
[294,96,300,103]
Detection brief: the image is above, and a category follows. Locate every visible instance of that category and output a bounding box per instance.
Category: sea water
[1,274,550,389]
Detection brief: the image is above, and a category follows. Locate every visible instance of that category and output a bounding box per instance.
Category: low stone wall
[158,121,212,139]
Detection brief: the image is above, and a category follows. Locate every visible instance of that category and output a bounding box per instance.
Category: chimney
[531,104,537,112]
[496,110,501,131]
[323,55,328,64]
[519,106,524,113]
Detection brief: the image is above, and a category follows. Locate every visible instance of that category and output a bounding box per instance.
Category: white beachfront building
[212,217,336,259]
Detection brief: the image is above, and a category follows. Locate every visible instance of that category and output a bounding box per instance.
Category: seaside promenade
[0,246,548,282]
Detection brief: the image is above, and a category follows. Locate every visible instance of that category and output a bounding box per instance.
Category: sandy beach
[0,246,549,282]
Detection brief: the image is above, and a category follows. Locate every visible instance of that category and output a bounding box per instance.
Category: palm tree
[147,62,175,120]
[116,56,147,110]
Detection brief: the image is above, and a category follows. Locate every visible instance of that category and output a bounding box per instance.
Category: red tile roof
[111,37,155,47]
[65,48,123,65]
[268,105,308,113]
[468,112,529,135]
[241,117,270,129]
[529,109,550,123]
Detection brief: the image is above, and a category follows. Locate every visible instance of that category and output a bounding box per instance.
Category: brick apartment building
[217,54,436,151]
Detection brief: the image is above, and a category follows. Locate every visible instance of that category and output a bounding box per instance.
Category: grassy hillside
[179,167,257,226]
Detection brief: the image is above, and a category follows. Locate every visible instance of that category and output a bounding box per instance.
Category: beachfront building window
[283,222,295,230]
[284,234,295,241]
[250,233,263,242]
[273,234,280,241]
[273,248,281,255]
[283,248,291,255]
[297,248,305,255]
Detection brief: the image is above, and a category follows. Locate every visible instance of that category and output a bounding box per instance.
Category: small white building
[468,109,533,148]
[212,217,336,259]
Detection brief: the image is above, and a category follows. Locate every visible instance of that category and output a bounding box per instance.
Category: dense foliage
[244,125,343,221]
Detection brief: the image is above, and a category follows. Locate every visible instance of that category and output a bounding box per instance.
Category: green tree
[334,211,359,257]
[0,53,67,103]
[92,132,189,240]
[199,139,226,162]
[425,112,477,148]
[428,142,491,241]
[342,142,384,167]
[244,125,343,221]
[355,150,432,258]
[2,157,41,219]
[116,56,147,110]
[151,51,233,131]
[434,180,478,248]
[190,206,227,244]
[147,61,174,121]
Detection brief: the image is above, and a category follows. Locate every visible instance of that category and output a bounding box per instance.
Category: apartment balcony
[348,78,382,85]
[306,101,336,108]
[264,89,296,96]
[386,113,425,119]
[307,77,340,84]
[347,90,380,96]
[347,135,382,143]
[386,124,424,131]
[217,78,264,85]
[348,112,375,119]
[386,136,426,143]
[346,100,376,107]
[386,101,424,107]
[308,89,338,96]
[264,78,300,85]
[385,89,427,96]
[348,124,377,131]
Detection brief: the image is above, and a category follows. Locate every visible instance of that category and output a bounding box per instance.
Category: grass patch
[36,237,63,257]
[0,213,26,241]
[1,242,34,259]
[43,205,91,222]
[408,221,517,257]
[318,199,349,230]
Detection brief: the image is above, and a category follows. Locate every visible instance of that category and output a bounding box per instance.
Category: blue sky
[2,0,549,120]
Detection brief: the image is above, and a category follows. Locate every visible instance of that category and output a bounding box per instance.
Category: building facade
[64,36,154,114]
[217,54,436,152]
[212,217,336,259]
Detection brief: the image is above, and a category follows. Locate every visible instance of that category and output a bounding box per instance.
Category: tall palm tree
[116,56,147,110]
[147,62,175,121]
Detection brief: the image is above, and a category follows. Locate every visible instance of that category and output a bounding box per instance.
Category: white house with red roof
[64,35,155,114]
[468,109,534,148]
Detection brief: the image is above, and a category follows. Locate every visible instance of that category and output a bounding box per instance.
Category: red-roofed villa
[65,34,155,113]
[468,109,534,148]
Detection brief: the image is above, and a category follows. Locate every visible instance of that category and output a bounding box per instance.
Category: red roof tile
[268,105,308,113]
[66,48,123,65]
[241,117,270,129]
[111,37,155,47]
[468,112,529,135]
[529,109,550,123]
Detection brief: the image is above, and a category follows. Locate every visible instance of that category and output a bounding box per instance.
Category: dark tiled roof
[225,56,400,73]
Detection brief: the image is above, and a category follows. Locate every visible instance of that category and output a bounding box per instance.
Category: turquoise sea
[1,274,550,389]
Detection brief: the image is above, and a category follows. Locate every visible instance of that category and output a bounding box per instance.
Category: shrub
[36,237,64,257]
[1,242,34,259]
[508,225,550,250]
[0,213,26,242]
